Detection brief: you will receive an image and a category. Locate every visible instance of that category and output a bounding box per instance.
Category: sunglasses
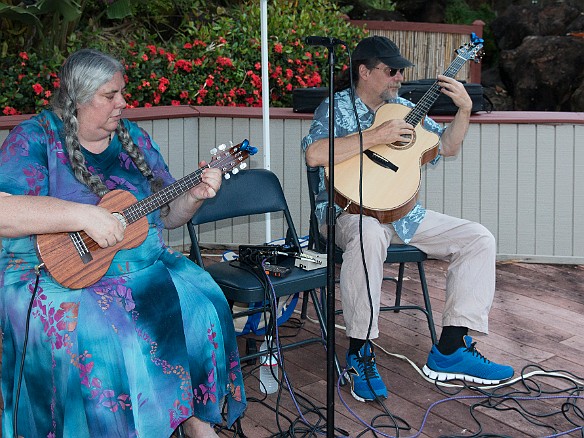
[373,66,405,77]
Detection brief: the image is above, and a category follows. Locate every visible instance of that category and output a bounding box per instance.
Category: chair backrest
[188,168,301,265]
[306,166,325,253]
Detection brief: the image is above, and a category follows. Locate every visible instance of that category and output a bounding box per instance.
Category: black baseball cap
[352,36,414,68]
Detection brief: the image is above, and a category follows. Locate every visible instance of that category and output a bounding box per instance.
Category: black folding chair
[186,168,336,363]
[306,166,437,344]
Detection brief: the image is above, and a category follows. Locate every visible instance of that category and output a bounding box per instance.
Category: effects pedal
[264,263,291,277]
[294,250,327,271]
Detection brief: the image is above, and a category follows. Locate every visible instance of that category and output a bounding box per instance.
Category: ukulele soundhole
[389,130,416,150]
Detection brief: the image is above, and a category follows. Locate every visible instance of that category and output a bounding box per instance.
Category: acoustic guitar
[36,140,257,289]
[326,35,484,223]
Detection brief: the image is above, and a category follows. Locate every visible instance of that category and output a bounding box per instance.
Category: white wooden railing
[2,107,583,263]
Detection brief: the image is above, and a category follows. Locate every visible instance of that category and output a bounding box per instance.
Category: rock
[499,35,584,110]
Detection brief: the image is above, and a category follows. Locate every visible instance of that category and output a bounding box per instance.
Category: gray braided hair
[52,48,160,198]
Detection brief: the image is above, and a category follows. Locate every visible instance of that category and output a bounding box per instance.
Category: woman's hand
[186,162,222,203]
[81,204,126,248]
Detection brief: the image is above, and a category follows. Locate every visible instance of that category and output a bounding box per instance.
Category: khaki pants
[326,210,496,340]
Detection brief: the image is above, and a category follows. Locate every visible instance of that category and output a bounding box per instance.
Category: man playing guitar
[302,36,514,402]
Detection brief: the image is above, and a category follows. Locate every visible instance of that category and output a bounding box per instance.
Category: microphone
[304,36,346,47]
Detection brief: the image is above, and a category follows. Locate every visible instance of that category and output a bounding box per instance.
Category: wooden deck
[226,259,584,438]
[1,258,582,437]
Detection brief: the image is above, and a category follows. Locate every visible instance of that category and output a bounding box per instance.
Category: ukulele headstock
[209,139,258,179]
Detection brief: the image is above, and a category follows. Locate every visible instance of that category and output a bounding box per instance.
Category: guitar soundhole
[389,131,416,150]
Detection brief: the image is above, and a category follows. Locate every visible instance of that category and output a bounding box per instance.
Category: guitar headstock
[209,139,258,179]
[456,32,485,63]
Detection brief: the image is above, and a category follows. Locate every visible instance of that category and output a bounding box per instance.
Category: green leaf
[106,0,133,20]
[36,0,82,22]
[0,3,43,29]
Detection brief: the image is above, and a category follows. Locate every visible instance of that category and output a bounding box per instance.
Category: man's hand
[437,75,472,113]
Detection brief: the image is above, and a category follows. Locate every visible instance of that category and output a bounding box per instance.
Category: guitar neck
[405,53,470,126]
[121,168,205,224]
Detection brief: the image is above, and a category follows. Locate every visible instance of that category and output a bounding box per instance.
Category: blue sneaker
[346,341,388,402]
[423,335,514,385]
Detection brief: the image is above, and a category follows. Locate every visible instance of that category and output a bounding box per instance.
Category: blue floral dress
[0,111,246,438]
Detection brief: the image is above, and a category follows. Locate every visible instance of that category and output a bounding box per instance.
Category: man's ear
[358,63,371,81]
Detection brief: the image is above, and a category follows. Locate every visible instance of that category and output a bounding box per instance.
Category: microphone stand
[324,42,337,438]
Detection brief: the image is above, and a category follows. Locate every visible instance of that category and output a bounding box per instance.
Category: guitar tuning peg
[224,173,231,180]
[210,147,218,155]
[232,168,239,175]
[239,163,247,170]
[218,144,227,151]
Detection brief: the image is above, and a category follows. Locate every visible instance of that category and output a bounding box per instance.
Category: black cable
[13,263,43,438]
[429,364,584,437]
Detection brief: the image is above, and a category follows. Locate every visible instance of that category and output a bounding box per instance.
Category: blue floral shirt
[301,88,445,243]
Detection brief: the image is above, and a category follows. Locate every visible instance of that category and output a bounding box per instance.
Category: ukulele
[36,140,257,289]
[326,34,484,223]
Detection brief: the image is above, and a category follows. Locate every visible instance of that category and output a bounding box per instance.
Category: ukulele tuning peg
[224,173,231,180]
[210,147,218,155]
[218,144,227,151]
[239,163,248,170]
[232,168,239,175]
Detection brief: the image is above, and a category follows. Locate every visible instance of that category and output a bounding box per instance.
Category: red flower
[146,45,157,55]
[3,106,19,115]
[171,100,180,106]
[205,76,214,87]
[183,43,193,49]
[175,59,192,73]
[217,56,233,67]
[274,43,283,54]
[19,52,28,60]
[142,54,149,61]
[32,83,44,95]
[180,91,189,99]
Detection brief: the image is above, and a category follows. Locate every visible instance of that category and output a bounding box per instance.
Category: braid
[116,121,169,216]
[61,99,110,197]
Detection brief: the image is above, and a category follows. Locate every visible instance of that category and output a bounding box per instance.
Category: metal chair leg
[417,261,437,345]
[394,262,406,311]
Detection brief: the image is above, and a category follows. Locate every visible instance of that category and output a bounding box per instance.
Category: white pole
[260,0,271,242]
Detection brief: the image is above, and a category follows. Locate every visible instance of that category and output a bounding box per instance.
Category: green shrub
[0,0,367,115]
